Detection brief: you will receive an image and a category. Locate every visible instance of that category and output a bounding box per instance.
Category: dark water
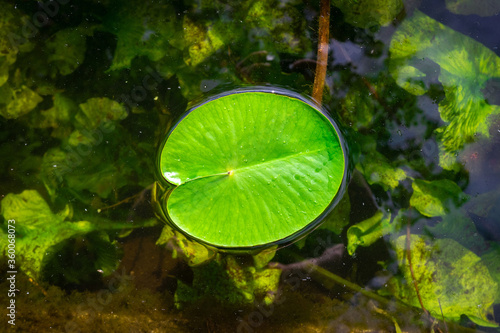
[1,0,500,332]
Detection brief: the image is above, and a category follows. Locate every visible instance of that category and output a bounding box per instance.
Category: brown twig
[312,0,330,106]
[406,207,429,315]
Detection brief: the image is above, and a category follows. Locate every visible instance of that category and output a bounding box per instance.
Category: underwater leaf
[391,65,427,96]
[253,246,278,269]
[225,255,281,304]
[424,209,488,254]
[156,225,215,267]
[332,0,404,29]
[102,1,182,71]
[0,82,43,119]
[29,93,77,138]
[389,10,500,168]
[341,85,381,130]
[39,231,121,287]
[159,90,347,248]
[480,243,500,303]
[347,211,393,255]
[0,190,95,280]
[0,3,34,87]
[357,148,407,191]
[39,148,72,198]
[65,162,128,199]
[0,5,40,119]
[410,179,468,217]
[445,0,500,16]
[388,234,498,325]
[244,0,310,54]
[183,16,225,67]
[463,189,500,219]
[45,26,93,76]
[251,264,282,305]
[40,118,154,200]
[76,97,128,130]
[174,254,281,308]
[1,190,156,281]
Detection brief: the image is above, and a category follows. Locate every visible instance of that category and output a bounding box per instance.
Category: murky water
[1,0,499,332]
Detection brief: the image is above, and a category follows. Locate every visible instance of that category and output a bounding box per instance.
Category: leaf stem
[312,0,330,106]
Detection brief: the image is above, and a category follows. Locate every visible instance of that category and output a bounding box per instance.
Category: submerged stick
[312,0,330,106]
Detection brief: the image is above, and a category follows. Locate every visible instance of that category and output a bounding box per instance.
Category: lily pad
[158,89,347,249]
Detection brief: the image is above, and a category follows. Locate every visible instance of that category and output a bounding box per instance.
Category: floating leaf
[388,234,498,325]
[410,179,468,217]
[158,90,347,248]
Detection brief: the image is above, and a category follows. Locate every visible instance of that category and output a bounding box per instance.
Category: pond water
[1,0,500,332]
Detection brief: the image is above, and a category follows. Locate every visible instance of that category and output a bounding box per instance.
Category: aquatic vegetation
[157,89,347,248]
[389,10,500,169]
[0,0,499,331]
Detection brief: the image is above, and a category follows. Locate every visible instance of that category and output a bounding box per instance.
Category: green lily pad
[158,89,347,249]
